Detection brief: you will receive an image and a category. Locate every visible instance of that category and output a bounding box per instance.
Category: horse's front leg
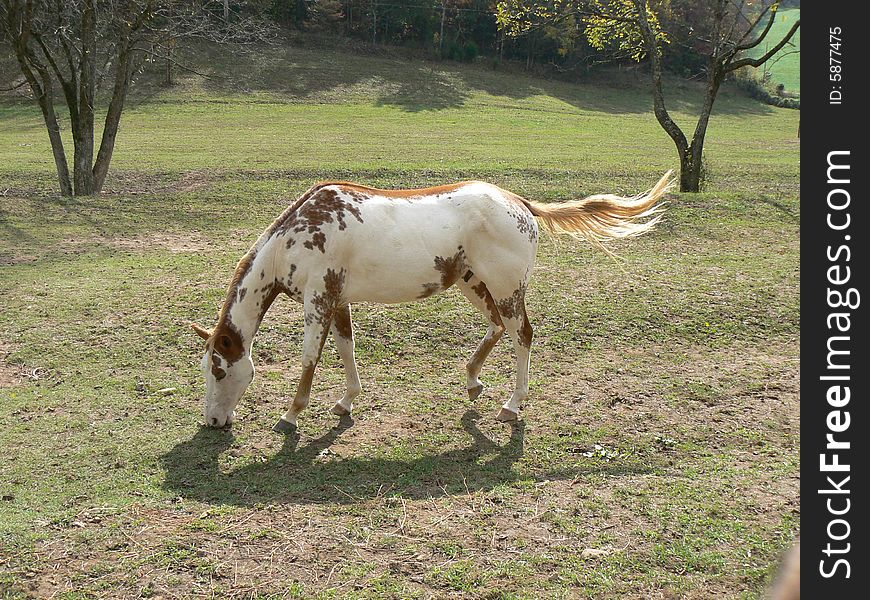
[273,294,335,434]
[330,304,361,417]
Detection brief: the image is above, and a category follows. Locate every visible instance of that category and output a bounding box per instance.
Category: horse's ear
[190,323,211,341]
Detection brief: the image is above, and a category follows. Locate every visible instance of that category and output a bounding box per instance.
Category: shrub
[462,41,479,63]
[731,69,800,109]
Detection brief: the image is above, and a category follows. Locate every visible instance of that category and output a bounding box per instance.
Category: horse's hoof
[331,403,351,417]
[468,384,484,400]
[496,407,518,422]
[273,418,297,435]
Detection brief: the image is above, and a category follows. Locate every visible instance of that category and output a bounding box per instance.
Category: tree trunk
[439,0,446,57]
[679,146,700,192]
[71,121,96,195]
[34,78,73,196]
[633,0,690,189]
[165,1,174,86]
[92,46,133,194]
[675,1,727,193]
[679,82,722,193]
[371,0,377,44]
[8,30,73,196]
[72,0,97,195]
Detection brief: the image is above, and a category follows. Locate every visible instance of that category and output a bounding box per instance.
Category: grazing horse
[191,172,672,433]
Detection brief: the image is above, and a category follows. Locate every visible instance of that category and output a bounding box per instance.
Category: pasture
[751,7,801,94]
[1,38,799,598]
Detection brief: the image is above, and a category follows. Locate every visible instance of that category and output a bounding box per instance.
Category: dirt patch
[0,170,221,198]
[4,231,212,266]
[0,342,23,387]
[100,169,220,196]
[0,250,39,266]
[61,232,211,254]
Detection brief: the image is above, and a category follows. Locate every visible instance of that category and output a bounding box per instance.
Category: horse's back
[301,182,538,303]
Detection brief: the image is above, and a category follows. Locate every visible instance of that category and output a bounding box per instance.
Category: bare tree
[632,0,800,192]
[0,1,274,196]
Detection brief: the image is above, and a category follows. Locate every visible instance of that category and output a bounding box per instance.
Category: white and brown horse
[192,173,672,433]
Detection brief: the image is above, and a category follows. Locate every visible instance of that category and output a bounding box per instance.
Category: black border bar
[801,2,868,596]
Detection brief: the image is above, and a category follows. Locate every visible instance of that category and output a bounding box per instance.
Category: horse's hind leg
[330,304,361,417]
[456,274,505,400]
[487,282,533,422]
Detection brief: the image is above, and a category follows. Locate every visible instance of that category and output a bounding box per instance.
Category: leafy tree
[496,0,582,60]
[497,0,800,192]
[0,1,273,196]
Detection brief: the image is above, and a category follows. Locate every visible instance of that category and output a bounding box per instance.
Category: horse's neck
[220,239,281,352]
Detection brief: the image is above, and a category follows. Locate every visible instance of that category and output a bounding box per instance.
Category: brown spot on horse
[433,250,467,289]
[496,284,527,321]
[333,305,353,340]
[472,281,502,325]
[209,321,245,367]
[519,313,533,348]
[210,353,227,381]
[308,268,346,327]
[294,189,363,233]
[304,231,327,253]
[277,187,364,254]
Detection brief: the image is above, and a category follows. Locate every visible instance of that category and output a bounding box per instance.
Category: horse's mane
[217,182,335,324]
[317,181,475,198]
[263,181,338,237]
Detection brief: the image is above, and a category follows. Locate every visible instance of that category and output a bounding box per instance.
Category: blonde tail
[519,171,674,249]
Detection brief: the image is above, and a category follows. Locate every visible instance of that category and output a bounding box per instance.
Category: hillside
[750,7,801,94]
[1,34,798,195]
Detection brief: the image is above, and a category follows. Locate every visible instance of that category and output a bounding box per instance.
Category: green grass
[751,7,800,94]
[1,38,797,193]
[1,34,798,599]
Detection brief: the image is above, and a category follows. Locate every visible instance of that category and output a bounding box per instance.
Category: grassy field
[1,36,799,599]
[751,7,800,94]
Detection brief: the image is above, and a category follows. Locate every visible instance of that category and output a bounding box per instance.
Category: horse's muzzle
[205,411,236,428]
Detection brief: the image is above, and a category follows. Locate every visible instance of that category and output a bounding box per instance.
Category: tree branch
[725,18,799,72]
[0,79,29,92]
[130,45,216,79]
[735,1,779,51]
[721,0,747,48]
[32,32,71,91]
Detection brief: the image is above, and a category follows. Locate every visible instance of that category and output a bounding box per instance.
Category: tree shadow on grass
[0,207,39,249]
[160,409,654,506]
[753,195,800,222]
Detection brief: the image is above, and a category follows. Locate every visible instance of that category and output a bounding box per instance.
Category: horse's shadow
[160,410,534,506]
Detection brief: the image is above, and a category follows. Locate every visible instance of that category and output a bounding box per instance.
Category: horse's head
[191,322,254,427]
